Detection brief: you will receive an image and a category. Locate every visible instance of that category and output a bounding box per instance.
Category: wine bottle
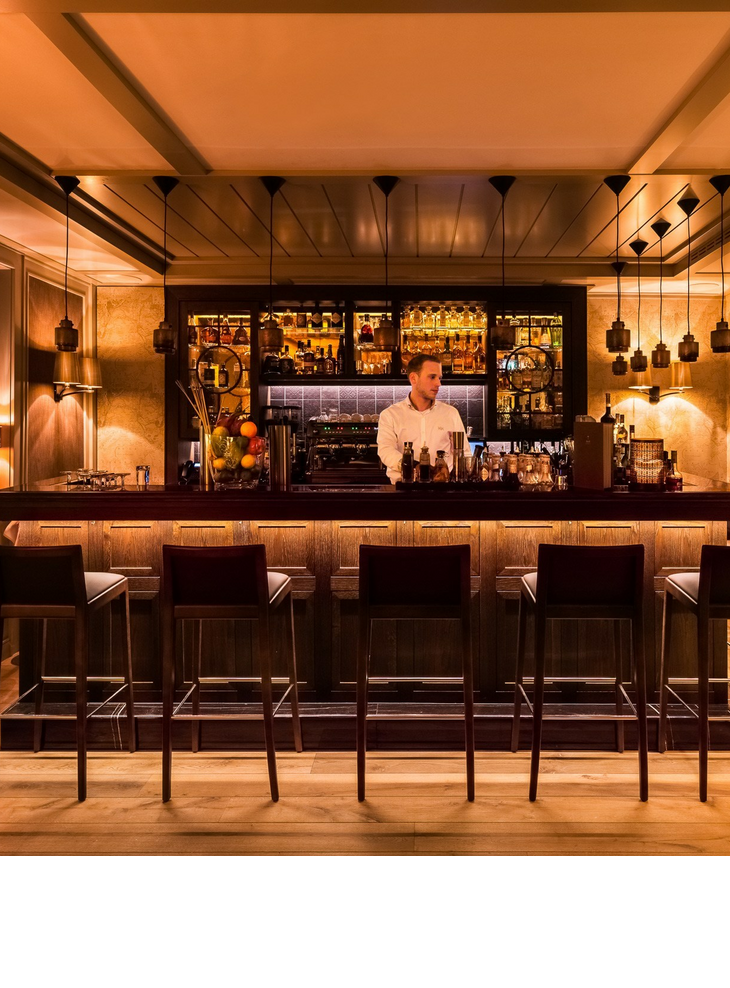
[336,335,346,375]
[600,392,615,425]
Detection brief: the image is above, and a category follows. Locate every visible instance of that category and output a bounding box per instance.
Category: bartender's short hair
[407,353,442,377]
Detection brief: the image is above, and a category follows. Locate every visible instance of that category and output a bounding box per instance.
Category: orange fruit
[241,453,256,469]
[212,457,227,470]
[212,425,229,437]
[240,421,257,438]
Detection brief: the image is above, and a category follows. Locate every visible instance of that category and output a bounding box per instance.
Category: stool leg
[631,615,649,802]
[529,607,546,802]
[257,615,279,802]
[462,611,475,803]
[614,620,625,754]
[120,589,136,753]
[33,619,47,753]
[698,614,710,802]
[284,594,303,753]
[191,620,202,754]
[74,613,88,802]
[658,592,673,753]
[511,597,527,752]
[356,614,371,802]
[162,613,175,802]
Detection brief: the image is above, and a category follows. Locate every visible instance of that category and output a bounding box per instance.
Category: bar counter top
[2,477,730,521]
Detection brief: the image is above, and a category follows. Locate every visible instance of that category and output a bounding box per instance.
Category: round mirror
[505,345,554,394]
[195,345,243,394]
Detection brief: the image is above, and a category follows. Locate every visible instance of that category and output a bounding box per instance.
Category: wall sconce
[53,353,103,402]
[628,362,692,404]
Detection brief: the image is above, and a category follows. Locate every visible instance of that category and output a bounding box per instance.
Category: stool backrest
[162,544,269,612]
[699,544,730,611]
[359,544,470,615]
[0,544,87,610]
[536,543,644,617]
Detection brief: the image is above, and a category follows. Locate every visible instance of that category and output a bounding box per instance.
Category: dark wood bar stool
[161,545,303,803]
[659,545,730,801]
[357,544,474,802]
[511,543,648,802]
[0,545,136,801]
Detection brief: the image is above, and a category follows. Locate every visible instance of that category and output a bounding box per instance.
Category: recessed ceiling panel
[84,11,730,172]
[0,14,167,171]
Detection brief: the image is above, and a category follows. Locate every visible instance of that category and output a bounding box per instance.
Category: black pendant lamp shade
[259,176,285,352]
[710,175,730,352]
[54,175,81,352]
[677,185,701,362]
[488,175,516,337]
[373,175,400,350]
[152,176,180,355]
[628,237,648,372]
[604,175,631,353]
[651,217,672,368]
[611,354,628,376]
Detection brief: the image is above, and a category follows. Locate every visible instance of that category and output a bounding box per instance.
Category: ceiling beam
[26,11,208,176]
[5,3,730,12]
[629,35,730,174]
[0,152,165,273]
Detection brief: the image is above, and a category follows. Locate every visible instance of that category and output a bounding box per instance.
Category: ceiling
[2,3,730,293]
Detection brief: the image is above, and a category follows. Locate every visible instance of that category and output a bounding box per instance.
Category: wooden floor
[1,747,729,854]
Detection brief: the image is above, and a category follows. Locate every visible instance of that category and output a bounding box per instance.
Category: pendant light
[488,175,516,341]
[259,176,285,354]
[650,218,671,368]
[677,185,700,362]
[152,176,180,355]
[710,175,730,352]
[628,237,648,372]
[54,175,80,352]
[604,175,631,353]
[372,175,400,350]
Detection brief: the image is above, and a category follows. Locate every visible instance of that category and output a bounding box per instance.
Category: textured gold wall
[97,287,165,484]
[588,294,730,481]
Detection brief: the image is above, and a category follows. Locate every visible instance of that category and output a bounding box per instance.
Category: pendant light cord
[384,192,389,319]
[658,234,664,343]
[637,251,641,349]
[722,194,726,322]
[269,193,274,320]
[687,213,691,333]
[615,192,621,320]
[64,191,69,320]
[162,192,168,323]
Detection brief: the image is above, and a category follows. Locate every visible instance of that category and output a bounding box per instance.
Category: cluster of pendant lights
[607,173,730,378]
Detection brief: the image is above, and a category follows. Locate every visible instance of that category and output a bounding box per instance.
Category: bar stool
[161,545,303,803]
[357,544,474,802]
[659,544,730,801]
[0,545,136,801]
[511,543,648,802]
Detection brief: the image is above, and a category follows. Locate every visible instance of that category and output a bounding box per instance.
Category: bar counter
[2,480,729,751]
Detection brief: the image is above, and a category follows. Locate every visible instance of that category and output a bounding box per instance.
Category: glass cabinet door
[184,309,252,432]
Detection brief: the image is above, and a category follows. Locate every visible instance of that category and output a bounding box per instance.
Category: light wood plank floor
[0,748,729,854]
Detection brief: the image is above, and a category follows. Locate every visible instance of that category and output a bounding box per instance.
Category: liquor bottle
[232,323,249,346]
[359,314,373,346]
[437,305,449,329]
[315,347,326,375]
[281,308,294,328]
[401,333,412,373]
[401,442,415,484]
[303,339,315,375]
[411,304,423,328]
[433,451,450,483]
[296,311,308,330]
[441,336,452,375]
[322,312,330,330]
[218,364,229,389]
[553,352,563,389]
[474,335,486,373]
[401,306,411,330]
[423,306,435,329]
[660,450,670,489]
[431,336,442,361]
[449,305,460,328]
[188,322,199,346]
[205,321,219,346]
[294,341,305,375]
[600,393,615,425]
[462,306,473,329]
[280,345,295,375]
[219,318,232,346]
[418,445,431,482]
[311,305,323,333]
[665,450,683,491]
[539,320,550,347]
[421,332,433,355]
[550,312,563,348]
[452,333,465,374]
[463,333,474,373]
[615,413,628,446]
[474,305,486,329]
[331,306,343,334]
[262,350,280,375]
[324,344,336,375]
[336,335,346,375]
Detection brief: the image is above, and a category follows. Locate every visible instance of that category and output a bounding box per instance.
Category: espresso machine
[306,419,387,485]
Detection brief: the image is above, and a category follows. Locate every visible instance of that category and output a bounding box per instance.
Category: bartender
[377,353,471,484]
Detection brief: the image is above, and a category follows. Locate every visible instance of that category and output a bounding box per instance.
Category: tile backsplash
[268,384,485,436]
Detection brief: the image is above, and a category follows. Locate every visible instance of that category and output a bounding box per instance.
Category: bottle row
[400,332,486,374]
[399,441,567,489]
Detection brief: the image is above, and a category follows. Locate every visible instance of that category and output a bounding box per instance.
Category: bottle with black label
[418,445,431,483]
[303,340,315,376]
[279,345,295,376]
[218,364,229,389]
[315,347,326,376]
[600,392,615,425]
[294,341,305,375]
[401,442,415,484]
[296,311,308,330]
[336,335,346,375]
[324,345,336,375]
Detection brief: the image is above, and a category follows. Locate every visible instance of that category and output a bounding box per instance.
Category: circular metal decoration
[505,345,554,394]
[195,345,243,394]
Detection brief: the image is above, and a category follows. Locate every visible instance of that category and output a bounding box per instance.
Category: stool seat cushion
[522,571,538,602]
[666,571,700,604]
[85,572,126,603]
[268,571,290,603]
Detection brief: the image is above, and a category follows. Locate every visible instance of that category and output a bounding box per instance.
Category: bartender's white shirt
[377,396,471,484]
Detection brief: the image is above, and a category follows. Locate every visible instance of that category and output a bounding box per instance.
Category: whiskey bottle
[433,451,450,483]
[411,304,423,328]
[220,317,232,346]
[281,308,294,328]
[336,335,346,375]
[359,314,374,346]
[665,450,683,491]
[452,333,465,374]
[315,347,326,375]
[437,305,449,329]
[401,307,411,330]
[296,311,308,330]
[401,442,415,484]
[474,336,486,373]
[294,341,305,375]
[303,340,315,375]
[441,336,452,375]
[401,333,412,373]
[418,445,431,483]
[324,345,336,375]
[463,333,475,373]
[279,345,295,376]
